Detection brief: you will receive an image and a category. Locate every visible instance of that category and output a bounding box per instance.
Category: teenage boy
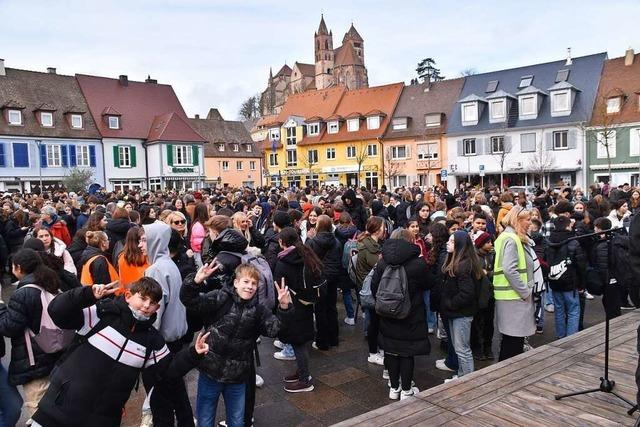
[545,216,587,339]
[31,279,209,427]
[180,263,293,427]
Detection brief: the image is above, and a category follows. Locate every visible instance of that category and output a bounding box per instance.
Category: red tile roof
[76,74,193,140]
[275,86,346,123]
[294,62,316,77]
[591,53,640,126]
[334,42,363,67]
[147,112,205,143]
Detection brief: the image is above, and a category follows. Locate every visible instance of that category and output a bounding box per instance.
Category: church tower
[314,14,335,90]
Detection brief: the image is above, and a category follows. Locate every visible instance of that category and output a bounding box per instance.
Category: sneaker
[428,327,435,334]
[256,337,261,344]
[273,339,284,350]
[389,386,401,400]
[274,351,296,361]
[621,303,635,310]
[284,377,314,393]
[535,325,544,334]
[435,359,455,372]
[218,422,227,427]
[140,410,153,427]
[367,352,384,366]
[382,369,389,380]
[284,371,300,383]
[344,317,355,326]
[400,388,417,400]
[255,374,264,388]
[444,375,459,383]
[584,291,594,300]
[544,304,555,313]
[312,342,329,351]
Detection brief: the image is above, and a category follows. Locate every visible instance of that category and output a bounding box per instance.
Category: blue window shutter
[69,145,77,167]
[61,145,68,167]
[0,144,5,167]
[89,145,96,167]
[40,144,47,168]
[12,143,29,167]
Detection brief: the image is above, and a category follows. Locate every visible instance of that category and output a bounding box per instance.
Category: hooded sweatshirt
[144,222,187,343]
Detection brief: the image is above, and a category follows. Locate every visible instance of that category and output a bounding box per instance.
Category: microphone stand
[551,227,637,413]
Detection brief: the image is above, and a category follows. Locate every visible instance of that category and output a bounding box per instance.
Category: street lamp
[35,139,43,193]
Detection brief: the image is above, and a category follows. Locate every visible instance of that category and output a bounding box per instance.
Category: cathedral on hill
[260,15,369,116]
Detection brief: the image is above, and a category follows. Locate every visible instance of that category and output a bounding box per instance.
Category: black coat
[33,287,201,427]
[370,239,431,356]
[306,231,342,278]
[428,248,449,312]
[105,218,133,255]
[545,229,587,292]
[262,227,281,272]
[4,219,28,251]
[0,274,63,385]
[274,249,315,345]
[342,190,368,231]
[180,275,292,383]
[204,228,248,290]
[67,234,87,271]
[439,260,479,318]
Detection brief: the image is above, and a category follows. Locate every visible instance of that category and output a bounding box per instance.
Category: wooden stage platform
[335,310,640,426]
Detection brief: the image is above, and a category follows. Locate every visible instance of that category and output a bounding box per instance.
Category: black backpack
[375,264,410,319]
[611,235,633,289]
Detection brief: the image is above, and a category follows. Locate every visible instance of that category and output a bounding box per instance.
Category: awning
[590,163,640,171]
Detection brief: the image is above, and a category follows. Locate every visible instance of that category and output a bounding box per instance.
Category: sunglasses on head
[173,220,186,225]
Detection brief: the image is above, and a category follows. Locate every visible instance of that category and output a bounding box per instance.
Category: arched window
[316,40,319,50]
[325,40,328,49]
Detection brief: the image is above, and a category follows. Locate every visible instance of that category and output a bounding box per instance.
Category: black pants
[499,334,524,362]
[314,280,339,349]
[578,292,586,331]
[244,353,256,427]
[150,340,195,427]
[367,309,381,354]
[471,299,494,355]
[386,354,414,391]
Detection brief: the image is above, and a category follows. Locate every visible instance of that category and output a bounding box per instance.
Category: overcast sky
[1,0,638,121]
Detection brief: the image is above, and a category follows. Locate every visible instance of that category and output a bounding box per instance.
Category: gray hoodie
[144,222,187,342]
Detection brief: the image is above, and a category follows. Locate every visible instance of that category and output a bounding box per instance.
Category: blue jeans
[448,317,474,377]
[196,373,245,427]
[342,289,354,319]
[553,290,580,339]
[441,316,459,371]
[544,289,554,306]
[0,362,22,427]
[422,290,437,330]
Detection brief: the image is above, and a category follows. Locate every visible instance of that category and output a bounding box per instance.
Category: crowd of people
[0,179,639,426]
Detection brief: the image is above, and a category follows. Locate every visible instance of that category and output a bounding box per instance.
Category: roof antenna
[566,47,572,66]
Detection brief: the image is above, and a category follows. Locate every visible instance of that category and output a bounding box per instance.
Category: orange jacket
[117,254,149,294]
[80,255,119,288]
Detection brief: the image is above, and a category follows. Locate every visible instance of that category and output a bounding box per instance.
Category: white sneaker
[344,317,355,325]
[367,352,384,366]
[274,351,295,361]
[140,410,153,427]
[382,369,389,380]
[444,375,459,383]
[273,339,284,350]
[435,359,455,372]
[428,327,435,334]
[255,374,264,388]
[545,304,555,313]
[389,386,401,400]
[312,342,319,350]
[400,388,417,400]
[256,337,261,343]
[584,291,594,300]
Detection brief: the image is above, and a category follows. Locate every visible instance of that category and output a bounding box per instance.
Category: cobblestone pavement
[2,282,607,426]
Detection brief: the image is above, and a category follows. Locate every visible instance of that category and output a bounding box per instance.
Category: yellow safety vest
[493,232,528,300]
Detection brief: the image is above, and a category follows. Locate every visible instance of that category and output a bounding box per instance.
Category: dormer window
[40,112,53,127]
[490,100,506,121]
[217,143,225,151]
[551,90,571,114]
[519,75,533,88]
[7,110,22,125]
[286,127,297,145]
[485,80,499,93]
[556,69,570,83]
[307,123,320,136]
[246,144,252,152]
[392,117,407,130]
[462,103,478,124]
[328,121,339,134]
[232,143,239,152]
[607,96,622,114]
[520,96,537,117]
[269,128,280,140]
[70,114,83,129]
[367,116,380,130]
[108,116,120,129]
[347,118,360,132]
[425,114,441,127]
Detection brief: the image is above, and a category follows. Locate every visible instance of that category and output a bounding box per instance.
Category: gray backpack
[374,265,411,319]
[358,264,376,310]
[219,251,275,310]
[23,285,75,366]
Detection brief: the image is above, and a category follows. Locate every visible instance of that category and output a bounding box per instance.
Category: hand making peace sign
[194,261,220,284]
[275,277,292,309]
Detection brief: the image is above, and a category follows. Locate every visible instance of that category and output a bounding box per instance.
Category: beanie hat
[23,238,45,252]
[473,231,492,249]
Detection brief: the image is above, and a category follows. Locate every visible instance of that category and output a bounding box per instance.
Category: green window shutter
[113,145,119,167]
[167,144,174,166]
[192,145,199,166]
[130,146,137,167]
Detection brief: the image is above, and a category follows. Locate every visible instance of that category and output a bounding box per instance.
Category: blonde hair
[501,206,531,243]
[86,230,108,247]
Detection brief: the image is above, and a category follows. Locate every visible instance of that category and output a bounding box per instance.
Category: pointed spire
[344,22,363,42]
[317,14,328,35]
[269,67,273,78]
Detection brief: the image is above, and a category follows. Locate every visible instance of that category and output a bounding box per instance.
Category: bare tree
[460,68,478,76]
[528,137,556,188]
[382,146,402,189]
[587,91,627,184]
[353,141,369,188]
[298,148,319,188]
[239,94,261,120]
[491,136,513,191]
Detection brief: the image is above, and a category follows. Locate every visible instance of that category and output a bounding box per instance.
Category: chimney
[625,47,635,66]
[0,59,5,76]
[145,75,157,84]
[565,47,572,66]
[46,67,56,74]
[118,75,128,86]
[195,114,200,119]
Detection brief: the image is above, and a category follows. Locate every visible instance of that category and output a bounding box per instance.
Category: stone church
[260,15,369,116]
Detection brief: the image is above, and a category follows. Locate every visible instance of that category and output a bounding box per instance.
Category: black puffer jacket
[180,274,292,383]
[262,227,282,272]
[0,273,63,385]
[342,189,368,231]
[274,248,316,345]
[306,231,342,278]
[204,228,249,290]
[4,219,28,251]
[105,218,133,255]
[439,259,478,318]
[67,233,87,271]
[428,248,448,312]
[370,239,431,356]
